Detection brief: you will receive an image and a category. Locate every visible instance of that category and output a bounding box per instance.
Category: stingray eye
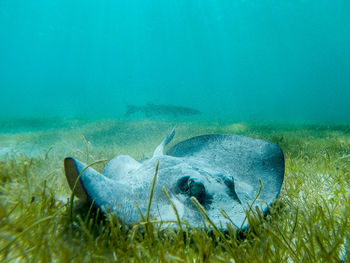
[177,176,190,193]
[177,177,211,206]
[188,179,206,205]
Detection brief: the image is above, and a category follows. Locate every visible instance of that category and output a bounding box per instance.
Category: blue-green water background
[1,0,350,122]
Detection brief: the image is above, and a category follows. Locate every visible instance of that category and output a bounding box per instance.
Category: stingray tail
[153,126,176,157]
[163,126,176,146]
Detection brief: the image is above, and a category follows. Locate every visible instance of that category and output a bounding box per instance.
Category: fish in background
[125,103,201,117]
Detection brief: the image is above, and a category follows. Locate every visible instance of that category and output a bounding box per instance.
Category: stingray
[64,128,284,229]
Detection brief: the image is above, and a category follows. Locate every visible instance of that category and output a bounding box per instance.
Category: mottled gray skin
[64,128,284,228]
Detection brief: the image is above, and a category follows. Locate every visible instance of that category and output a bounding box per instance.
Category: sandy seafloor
[0,117,349,200]
[0,117,349,261]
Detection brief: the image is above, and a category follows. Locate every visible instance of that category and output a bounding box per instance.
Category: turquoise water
[1,0,349,122]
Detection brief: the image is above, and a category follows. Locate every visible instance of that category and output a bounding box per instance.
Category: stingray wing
[64,157,131,216]
[166,134,284,202]
[64,157,90,200]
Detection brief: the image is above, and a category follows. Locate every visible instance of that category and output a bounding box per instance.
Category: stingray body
[64,128,284,228]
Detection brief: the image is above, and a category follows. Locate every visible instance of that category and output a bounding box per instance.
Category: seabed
[0,117,349,262]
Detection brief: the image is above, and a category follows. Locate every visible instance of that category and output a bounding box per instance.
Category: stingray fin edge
[64,157,89,200]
